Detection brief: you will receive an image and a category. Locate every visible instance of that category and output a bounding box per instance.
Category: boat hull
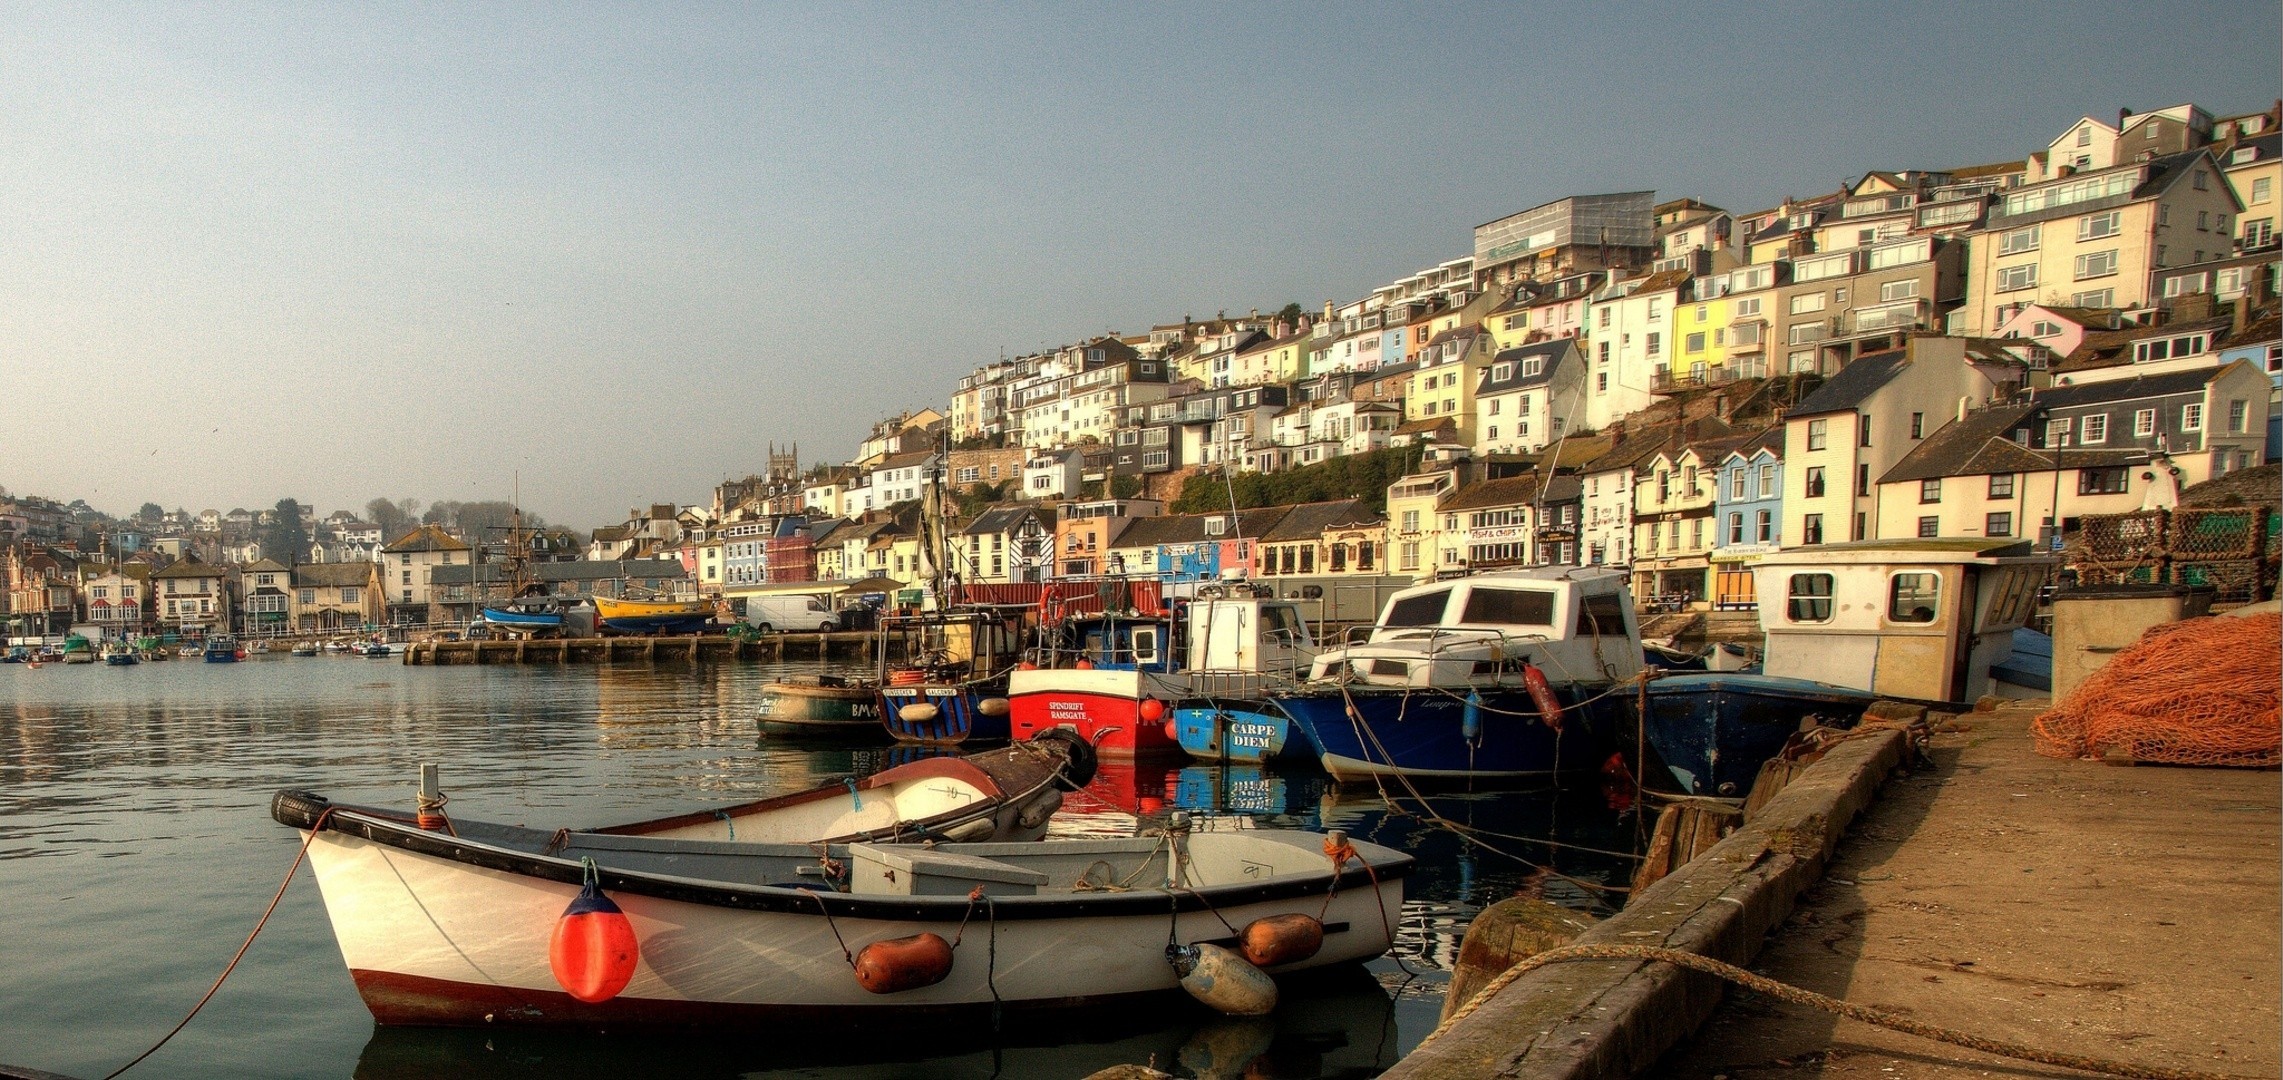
[481,608,564,633]
[882,677,1012,745]
[1171,702,1313,763]
[1008,668,1186,759]
[758,681,883,735]
[290,820,1402,1030]
[1271,685,1615,780]
[593,596,712,635]
[1640,674,1879,796]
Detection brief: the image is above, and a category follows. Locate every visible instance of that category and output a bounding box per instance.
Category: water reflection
[0,660,1638,1080]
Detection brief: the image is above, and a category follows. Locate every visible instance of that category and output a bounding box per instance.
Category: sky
[1,2,2276,528]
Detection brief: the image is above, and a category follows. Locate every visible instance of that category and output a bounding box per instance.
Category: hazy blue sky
[2,2,2276,528]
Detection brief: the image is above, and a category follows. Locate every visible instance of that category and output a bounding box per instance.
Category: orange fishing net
[2033,613,2282,767]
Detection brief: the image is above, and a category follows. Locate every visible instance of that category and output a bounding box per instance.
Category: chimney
[2231,296,2252,339]
[2172,292,2215,323]
[2119,107,2131,127]
[1608,419,1626,446]
[1957,395,1972,422]
[1324,299,1336,321]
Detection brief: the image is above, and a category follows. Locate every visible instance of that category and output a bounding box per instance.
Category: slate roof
[240,558,290,574]
[1539,474,1584,504]
[293,563,377,588]
[2055,316,2236,373]
[1879,403,2050,483]
[1719,426,1787,463]
[2180,462,2281,507]
[152,558,223,579]
[961,505,1051,537]
[1789,350,1911,416]
[1108,507,1290,550]
[2222,132,2281,169]
[1437,474,1546,513]
[1477,340,1578,395]
[429,560,691,587]
[2035,368,2225,408]
[1393,417,1459,440]
[1259,500,1375,542]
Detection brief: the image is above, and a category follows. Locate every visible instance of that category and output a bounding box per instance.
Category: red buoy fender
[550,880,640,1004]
[853,932,954,994]
[1522,664,1564,733]
[1238,913,1325,968]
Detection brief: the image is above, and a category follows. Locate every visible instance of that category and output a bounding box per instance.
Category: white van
[743,595,841,633]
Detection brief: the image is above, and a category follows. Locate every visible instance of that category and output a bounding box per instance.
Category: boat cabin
[880,608,1024,679]
[1750,538,2053,705]
[1184,585,1314,678]
[1308,566,1644,688]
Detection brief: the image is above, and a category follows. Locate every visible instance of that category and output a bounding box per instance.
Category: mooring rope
[1420,943,2258,1080]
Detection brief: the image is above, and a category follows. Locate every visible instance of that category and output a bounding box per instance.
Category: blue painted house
[1711,429,1785,609]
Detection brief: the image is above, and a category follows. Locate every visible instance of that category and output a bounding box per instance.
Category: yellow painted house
[1671,291,1735,382]
[1230,331,1312,386]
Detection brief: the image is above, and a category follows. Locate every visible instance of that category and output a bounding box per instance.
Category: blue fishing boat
[1165,587,1320,764]
[479,600,565,636]
[1267,567,1643,780]
[1170,704,1313,763]
[878,610,1025,745]
[1637,673,1880,797]
[103,641,140,665]
[203,634,242,663]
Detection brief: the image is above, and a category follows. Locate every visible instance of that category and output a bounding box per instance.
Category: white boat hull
[294,823,1403,1027]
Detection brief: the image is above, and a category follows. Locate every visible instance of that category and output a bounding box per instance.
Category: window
[1686,332,1705,353]
[1789,293,1827,314]
[2133,332,2213,363]
[2081,414,2108,443]
[2074,249,2118,279]
[1802,513,1824,545]
[2078,467,2129,494]
[1646,332,1662,356]
[1804,466,1826,497]
[1889,573,1940,623]
[1733,296,1762,318]
[1996,264,2038,292]
[2133,408,2156,437]
[1787,573,1834,622]
[1997,226,2040,255]
[1400,510,1420,533]
[1918,516,1940,537]
[299,588,315,605]
[1727,512,1744,545]
[2193,169,2208,191]
[1755,510,1773,543]
[1986,512,2013,537]
[1730,470,1747,499]
[2072,288,2114,307]
[2077,211,2121,240]
[1806,418,1828,450]
[2182,403,2204,431]
[2075,125,2092,147]
[2229,399,2249,432]
[1880,279,1919,302]
[1461,588,1556,626]
[1989,473,2015,498]
[1919,478,1941,502]
[1910,412,1924,439]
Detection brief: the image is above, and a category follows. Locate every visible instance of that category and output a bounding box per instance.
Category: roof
[1720,426,1786,463]
[961,505,1051,537]
[1478,340,1579,395]
[1259,500,1374,542]
[1631,269,1692,294]
[382,524,470,553]
[293,563,377,588]
[2222,132,2281,169]
[1107,507,1290,550]
[2055,315,2235,372]
[1437,474,1546,513]
[1393,417,1459,439]
[1879,403,2049,483]
[2037,367,2229,408]
[1789,350,1911,417]
[876,450,936,472]
[428,560,691,586]
[240,558,290,574]
[1533,432,1616,471]
[151,558,223,579]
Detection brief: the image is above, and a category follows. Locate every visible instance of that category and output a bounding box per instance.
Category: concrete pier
[403,630,893,665]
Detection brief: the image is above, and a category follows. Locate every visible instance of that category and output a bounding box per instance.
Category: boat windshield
[1457,587,1556,627]
[1380,589,1452,628]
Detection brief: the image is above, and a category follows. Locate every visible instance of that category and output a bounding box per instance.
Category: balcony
[1651,358,1769,395]
[1842,299,1934,337]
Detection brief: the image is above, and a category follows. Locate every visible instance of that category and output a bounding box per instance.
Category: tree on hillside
[137,502,163,523]
[366,497,411,539]
[1276,302,1306,322]
[1171,444,1424,518]
[263,498,311,564]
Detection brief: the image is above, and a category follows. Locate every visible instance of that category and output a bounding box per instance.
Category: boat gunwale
[277,795,1411,922]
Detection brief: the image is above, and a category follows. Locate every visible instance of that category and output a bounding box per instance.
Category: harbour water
[0,658,1641,1079]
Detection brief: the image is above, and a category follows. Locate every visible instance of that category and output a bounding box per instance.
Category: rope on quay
[1417,943,2258,1080]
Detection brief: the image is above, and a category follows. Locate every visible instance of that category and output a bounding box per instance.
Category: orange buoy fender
[1521,663,1564,733]
[976,696,1011,717]
[1138,697,1166,722]
[1237,913,1324,968]
[853,932,954,994]
[549,880,640,1003]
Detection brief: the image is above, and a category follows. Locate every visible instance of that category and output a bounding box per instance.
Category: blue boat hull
[1171,702,1314,763]
[481,607,564,632]
[1639,674,1880,796]
[880,679,1012,745]
[1271,685,1615,780]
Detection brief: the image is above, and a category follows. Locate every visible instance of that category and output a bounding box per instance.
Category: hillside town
[7,99,2280,641]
